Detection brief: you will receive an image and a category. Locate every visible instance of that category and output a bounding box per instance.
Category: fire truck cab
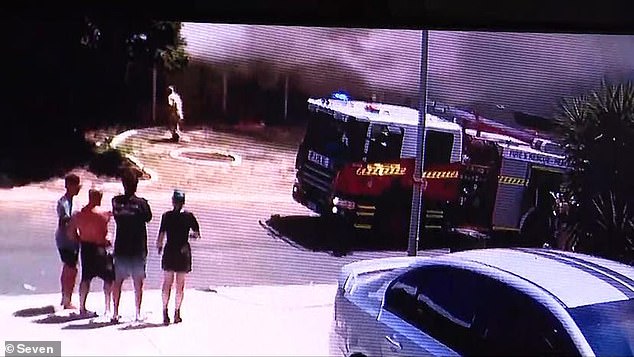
[292,93,567,247]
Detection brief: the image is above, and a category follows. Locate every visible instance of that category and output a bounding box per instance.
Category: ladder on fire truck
[427,102,564,155]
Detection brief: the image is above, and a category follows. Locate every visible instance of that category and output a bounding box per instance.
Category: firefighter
[167,85,184,142]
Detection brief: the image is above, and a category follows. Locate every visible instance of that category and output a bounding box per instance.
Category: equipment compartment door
[492,159,529,229]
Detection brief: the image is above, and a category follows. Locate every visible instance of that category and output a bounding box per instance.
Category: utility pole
[407,30,429,256]
[284,75,289,121]
[222,72,228,115]
[152,63,157,123]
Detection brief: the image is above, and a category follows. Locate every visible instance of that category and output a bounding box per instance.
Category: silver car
[330,248,634,356]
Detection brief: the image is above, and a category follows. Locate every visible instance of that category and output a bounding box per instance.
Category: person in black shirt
[111,168,152,323]
[156,189,201,325]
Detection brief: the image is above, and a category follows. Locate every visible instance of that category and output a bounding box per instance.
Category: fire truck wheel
[324,213,354,255]
[519,207,552,248]
[372,209,409,248]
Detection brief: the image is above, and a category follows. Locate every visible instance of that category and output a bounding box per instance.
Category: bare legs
[133,276,144,321]
[111,278,123,322]
[110,277,143,323]
[162,272,174,309]
[162,271,174,325]
[103,281,113,316]
[78,279,112,317]
[162,271,186,324]
[79,279,91,314]
[175,272,186,320]
[60,264,77,309]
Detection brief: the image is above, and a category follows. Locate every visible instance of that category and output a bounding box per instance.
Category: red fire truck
[292,93,568,247]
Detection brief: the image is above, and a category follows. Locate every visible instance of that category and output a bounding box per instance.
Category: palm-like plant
[590,191,634,262]
[555,81,634,263]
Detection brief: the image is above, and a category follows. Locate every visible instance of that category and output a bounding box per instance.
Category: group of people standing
[54,168,200,325]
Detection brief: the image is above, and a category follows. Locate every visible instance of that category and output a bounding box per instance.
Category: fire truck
[291,93,569,247]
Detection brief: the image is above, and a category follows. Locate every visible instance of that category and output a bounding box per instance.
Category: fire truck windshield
[302,111,368,165]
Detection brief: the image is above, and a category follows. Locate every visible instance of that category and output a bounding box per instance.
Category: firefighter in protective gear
[167,85,184,142]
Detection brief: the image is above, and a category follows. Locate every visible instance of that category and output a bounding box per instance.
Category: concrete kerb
[109,129,138,148]
[108,129,159,188]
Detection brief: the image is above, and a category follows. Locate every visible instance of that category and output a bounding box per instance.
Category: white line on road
[109,129,138,149]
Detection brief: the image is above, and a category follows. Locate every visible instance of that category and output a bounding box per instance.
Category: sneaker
[174,310,182,324]
[110,315,120,324]
[135,314,147,323]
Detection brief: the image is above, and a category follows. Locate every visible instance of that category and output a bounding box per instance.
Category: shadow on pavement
[148,137,179,144]
[260,214,405,257]
[63,320,116,330]
[34,312,97,324]
[13,305,57,317]
[118,322,167,330]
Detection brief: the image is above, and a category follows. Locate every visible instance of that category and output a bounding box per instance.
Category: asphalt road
[0,126,414,296]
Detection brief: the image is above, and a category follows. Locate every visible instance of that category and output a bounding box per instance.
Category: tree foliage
[73,17,190,124]
[81,18,189,71]
[2,16,190,184]
[555,81,634,263]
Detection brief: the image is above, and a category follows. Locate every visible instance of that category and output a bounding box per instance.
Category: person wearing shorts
[67,187,114,318]
[156,189,200,325]
[55,174,81,309]
[111,168,152,323]
[167,85,185,142]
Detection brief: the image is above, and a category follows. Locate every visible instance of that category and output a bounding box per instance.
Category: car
[330,248,634,357]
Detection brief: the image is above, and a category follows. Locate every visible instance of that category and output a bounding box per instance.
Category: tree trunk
[152,63,157,123]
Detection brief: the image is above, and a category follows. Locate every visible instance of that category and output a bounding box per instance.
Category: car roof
[433,248,634,309]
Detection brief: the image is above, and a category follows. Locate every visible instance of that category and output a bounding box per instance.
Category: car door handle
[385,335,402,351]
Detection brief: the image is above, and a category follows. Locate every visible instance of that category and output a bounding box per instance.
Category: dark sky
[183,23,634,118]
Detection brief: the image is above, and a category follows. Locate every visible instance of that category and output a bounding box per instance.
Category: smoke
[428,31,634,117]
[182,23,634,118]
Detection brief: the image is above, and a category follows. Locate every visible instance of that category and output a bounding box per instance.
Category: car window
[384,265,481,354]
[384,265,580,356]
[354,270,397,303]
[384,275,419,320]
[569,299,634,357]
[472,275,579,356]
[367,124,404,162]
[423,130,455,169]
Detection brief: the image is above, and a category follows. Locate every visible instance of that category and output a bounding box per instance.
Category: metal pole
[284,75,289,121]
[152,64,157,123]
[222,72,228,114]
[407,30,429,256]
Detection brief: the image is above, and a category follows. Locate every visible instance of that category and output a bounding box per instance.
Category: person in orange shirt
[67,187,114,318]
